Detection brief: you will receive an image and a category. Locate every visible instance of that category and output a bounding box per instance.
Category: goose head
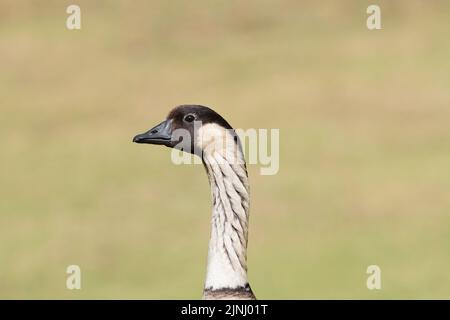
[133,104,239,159]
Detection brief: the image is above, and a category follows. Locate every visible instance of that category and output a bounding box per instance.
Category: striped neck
[202,148,252,296]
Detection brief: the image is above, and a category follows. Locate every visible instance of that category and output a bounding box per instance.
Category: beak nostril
[133,119,172,145]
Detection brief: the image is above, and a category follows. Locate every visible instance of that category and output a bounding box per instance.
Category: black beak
[133,119,173,146]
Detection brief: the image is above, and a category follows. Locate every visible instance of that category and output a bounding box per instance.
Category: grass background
[1,0,449,299]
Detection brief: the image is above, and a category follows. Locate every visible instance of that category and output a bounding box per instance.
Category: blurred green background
[1,0,449,299]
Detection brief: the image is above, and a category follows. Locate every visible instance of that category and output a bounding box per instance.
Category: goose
[133,105,256,300]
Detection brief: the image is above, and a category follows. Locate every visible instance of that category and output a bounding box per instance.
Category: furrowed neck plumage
[198,123,255,300]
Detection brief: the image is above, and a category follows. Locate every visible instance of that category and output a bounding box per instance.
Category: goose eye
[184,114,195,123]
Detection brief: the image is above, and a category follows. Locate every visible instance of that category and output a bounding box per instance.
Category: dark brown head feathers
[167,105,233,130]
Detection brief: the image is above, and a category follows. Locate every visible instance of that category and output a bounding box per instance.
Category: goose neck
[202,151,251,291]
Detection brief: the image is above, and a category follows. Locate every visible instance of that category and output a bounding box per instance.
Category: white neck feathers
[198,124,251,291]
